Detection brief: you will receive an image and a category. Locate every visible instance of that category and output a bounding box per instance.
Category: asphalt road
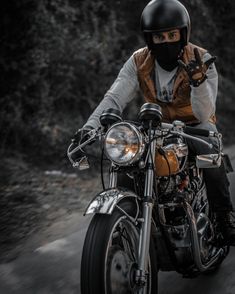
[0,155,235,294]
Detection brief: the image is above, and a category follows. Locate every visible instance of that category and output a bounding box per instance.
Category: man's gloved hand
[70,126,94,161]
[71,126,94,146]
[178,48,216,87]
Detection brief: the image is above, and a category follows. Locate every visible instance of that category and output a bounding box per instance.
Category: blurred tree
[0,0,234,162]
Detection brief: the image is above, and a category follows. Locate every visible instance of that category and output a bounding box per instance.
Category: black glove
[178,48,216,87]
[70,126,94,162]
[71,126,94,146]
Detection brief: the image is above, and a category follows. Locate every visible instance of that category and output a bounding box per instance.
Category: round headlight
[104,122,145,165]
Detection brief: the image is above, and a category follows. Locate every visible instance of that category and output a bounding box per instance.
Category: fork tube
[136,130,157,285]
[109,163,117,188]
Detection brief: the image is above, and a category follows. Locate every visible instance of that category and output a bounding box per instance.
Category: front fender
[84,188,138,215]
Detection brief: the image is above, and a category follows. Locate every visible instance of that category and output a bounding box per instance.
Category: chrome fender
[84,188,138,215]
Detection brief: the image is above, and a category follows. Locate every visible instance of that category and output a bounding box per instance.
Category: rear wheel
[81,200,158,294]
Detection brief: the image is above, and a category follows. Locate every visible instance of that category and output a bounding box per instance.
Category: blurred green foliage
[0,0,234,162]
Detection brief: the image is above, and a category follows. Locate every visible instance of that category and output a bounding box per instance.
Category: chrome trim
[209,131,216,137]
[161,122,174,129]
[137,131,156,284]
[84,188,138,215]
[183,201,224,271]
[109,164,118,189]
[196,154,221,168]
[171,131,213,149]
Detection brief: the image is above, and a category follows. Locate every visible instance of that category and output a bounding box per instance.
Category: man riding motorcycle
[72,0,235,245]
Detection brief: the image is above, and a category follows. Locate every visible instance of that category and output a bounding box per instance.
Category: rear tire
[81,200,158,294]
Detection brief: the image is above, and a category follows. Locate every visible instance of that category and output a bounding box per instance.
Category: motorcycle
[67,103,231,294]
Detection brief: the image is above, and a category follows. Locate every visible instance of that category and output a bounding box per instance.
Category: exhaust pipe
[183,201,224,272]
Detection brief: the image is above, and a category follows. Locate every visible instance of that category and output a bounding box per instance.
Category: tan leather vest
[133,43,216,124]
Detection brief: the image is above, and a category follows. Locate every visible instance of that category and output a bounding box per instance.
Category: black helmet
[140,0,191,48]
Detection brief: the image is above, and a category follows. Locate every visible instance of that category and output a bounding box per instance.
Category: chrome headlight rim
[104,122,145,166]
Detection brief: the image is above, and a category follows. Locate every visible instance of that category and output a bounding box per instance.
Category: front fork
[136,131,157,286]
[108,129,157,287]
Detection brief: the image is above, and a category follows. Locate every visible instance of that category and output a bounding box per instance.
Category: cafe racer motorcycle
[67,103,231,294]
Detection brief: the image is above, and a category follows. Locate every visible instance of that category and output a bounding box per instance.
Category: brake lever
[170,130,213,149]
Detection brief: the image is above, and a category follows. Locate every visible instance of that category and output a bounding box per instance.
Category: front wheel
[81,200,158,294]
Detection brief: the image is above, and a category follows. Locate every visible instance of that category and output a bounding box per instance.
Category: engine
[156,152,213,273]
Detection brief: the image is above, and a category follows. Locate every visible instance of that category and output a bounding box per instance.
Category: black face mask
[151,41,182,71]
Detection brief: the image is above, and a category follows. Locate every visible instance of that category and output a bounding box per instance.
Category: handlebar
[67,122,222,169]
[161,122,218,138]
[184,126,216,138]
[170,131,213,149]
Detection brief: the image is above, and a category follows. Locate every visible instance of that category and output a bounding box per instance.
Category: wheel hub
[107,246,135,293]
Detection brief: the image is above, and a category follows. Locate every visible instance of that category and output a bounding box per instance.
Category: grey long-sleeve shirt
[83,49,218,132]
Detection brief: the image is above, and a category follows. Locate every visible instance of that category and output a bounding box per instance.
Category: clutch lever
[170,130,213,149]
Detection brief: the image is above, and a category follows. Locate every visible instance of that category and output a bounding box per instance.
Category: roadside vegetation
[0,0,234,163]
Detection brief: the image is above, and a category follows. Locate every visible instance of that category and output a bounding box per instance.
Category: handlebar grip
[184,126,210,137]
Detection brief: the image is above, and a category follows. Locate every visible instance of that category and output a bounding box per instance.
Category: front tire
[81,200,158,294]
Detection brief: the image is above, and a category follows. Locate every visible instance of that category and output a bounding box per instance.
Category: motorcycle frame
[72,119,228,288]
